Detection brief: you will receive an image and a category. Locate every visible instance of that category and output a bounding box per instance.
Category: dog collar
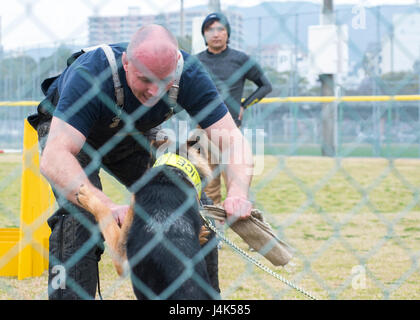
[153,153,202,199]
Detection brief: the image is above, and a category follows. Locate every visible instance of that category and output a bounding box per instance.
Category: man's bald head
[126,24,179,80]
[123,25,180,107]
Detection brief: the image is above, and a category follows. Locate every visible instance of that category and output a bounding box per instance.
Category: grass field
[264,143,420,158]
[0,153,419,300]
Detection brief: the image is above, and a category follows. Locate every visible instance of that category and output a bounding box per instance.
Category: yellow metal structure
[258,95,420,104]
[0,228,20,276]
[0,101,41,107]
[1,95,420,108]
[0,119,55,279]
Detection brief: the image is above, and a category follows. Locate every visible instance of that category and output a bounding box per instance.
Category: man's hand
[111,204,130,227]
[223,196,252,222]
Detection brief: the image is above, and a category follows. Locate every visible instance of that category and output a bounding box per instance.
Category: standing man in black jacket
[197,12,272,208]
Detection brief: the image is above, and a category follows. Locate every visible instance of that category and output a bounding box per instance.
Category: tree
[38,45,73,80]
[253,67,310,97]
[0,44,76,101]
[379,71,418,95]
[177,35,192,53]
[0,55,38,100]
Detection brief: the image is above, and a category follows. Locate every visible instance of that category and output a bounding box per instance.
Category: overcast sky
[0,0,418,50]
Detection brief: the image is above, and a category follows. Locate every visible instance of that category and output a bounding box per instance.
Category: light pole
[180,0,184,38]
[320,0,336,156]
[208,0,221,12]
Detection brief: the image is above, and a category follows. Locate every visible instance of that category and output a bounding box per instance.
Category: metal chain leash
[201,215,317,300]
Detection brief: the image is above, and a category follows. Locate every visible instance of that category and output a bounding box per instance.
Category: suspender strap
[99,45,124,107]
[168,50,184,110]
[82,44,124,107]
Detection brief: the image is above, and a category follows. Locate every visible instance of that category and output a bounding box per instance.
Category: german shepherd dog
[76,138,218,300]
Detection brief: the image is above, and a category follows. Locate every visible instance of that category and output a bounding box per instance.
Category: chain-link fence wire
[0,0,419,299]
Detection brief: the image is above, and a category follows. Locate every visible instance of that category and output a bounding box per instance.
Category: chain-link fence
[0,1,419,300]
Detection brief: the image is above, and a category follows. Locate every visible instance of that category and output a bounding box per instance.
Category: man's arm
[241,73,272,109]
[204,112,254,220]
[40,116,122,213]
[238,61,272,121]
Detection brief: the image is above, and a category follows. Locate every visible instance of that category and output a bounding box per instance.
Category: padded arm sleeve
[241,73,272,109]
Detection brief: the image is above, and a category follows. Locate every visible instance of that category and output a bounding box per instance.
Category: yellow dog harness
[153,153,202,199]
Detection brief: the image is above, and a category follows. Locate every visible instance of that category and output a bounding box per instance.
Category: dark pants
[37,120,219,299]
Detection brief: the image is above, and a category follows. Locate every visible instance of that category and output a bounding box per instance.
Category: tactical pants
[37,121,219,299]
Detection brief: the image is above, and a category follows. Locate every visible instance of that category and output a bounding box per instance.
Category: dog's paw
[76,184,90,208]
[76,184,99,214]
[199,225,211,245]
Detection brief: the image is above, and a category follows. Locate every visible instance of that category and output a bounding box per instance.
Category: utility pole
[390,25,394,74]
[320,0,336,156]
[180,0,184,38]
[208,0,221,12]
[293,13,299,96]
[373,5,381,156]
[258,16,262,64]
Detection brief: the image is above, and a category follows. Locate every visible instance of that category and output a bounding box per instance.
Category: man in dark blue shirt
[38,24,254,299]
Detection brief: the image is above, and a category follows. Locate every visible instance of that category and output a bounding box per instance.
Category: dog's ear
[184,142,212,182]
[149,136,171,167]
[182,135,205,157]
[150,136,169,152]
[176,136,201,157]
[187,135,200,148]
